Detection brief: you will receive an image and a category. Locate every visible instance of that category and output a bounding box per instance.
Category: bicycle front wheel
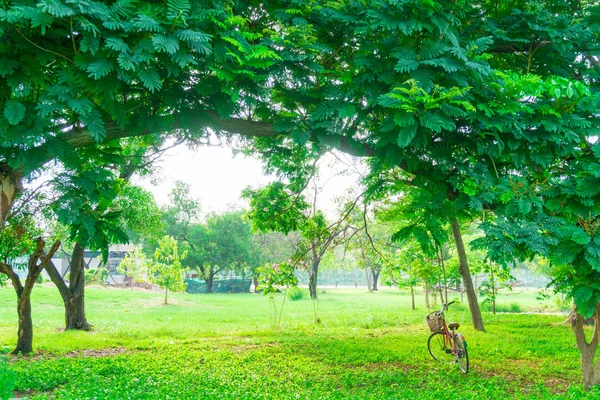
[454,333,469,373]
[427,332,455,363]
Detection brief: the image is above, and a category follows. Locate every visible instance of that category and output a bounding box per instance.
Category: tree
[2,0,600,385]
[244,168,364,300]
[256,262,298,329]
[373,181,485,330]
[117,249,149,289]
[159,183,257,293]
[148,235,187,305]
[475,141,600,387]
[253,231,299,291]
[0,186,60,354]
[45,174,161,330]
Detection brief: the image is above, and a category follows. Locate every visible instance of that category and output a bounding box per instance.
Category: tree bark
[253,271,260,293]
[45,243,92,330]
[450,218,485,331]
[410,285,415,310]
[425,282,430,309]
[206,273,214,293]
[14,290,34,354]
[365,267,372,293]
[308,257,321,300]
[2,239,60,354]
[573,305,600,388]
[372,269,380,291]
[66,243,90,330]
[0,163,22,228]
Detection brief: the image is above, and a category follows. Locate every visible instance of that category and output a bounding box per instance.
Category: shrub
[509,303,523,313]
[481,302,523,313]
[288,287,307,301]
[0,356,16,400]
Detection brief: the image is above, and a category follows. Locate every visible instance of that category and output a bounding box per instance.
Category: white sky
[134,144,365,217]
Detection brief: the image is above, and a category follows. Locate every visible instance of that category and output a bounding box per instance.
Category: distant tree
[148,236,187,305]
[117,249,149,290]
[256,262,298,329]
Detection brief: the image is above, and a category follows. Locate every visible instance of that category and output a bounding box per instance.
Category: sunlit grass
[0,284,593,399]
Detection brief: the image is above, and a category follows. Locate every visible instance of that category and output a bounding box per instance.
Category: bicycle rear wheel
[454,333,469,373]
[427,332,455,363]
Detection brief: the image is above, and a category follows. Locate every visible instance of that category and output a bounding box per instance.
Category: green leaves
[86,59,114,79]
[138,68,162,93]
[152,34,180,54]
[4,100,25,125]
[80,110,106,142]
[397,125,418,148]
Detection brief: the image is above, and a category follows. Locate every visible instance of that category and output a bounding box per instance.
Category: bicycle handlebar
[439,300,456,313]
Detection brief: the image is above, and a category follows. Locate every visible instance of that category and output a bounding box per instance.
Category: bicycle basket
[426,312,445,332]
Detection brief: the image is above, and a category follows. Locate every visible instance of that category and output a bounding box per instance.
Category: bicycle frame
[435,302,463,357]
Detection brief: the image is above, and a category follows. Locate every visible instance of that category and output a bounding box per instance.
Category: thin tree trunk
[365,267,372,293]
[450,218,485,332]
[372,269,380,291]
[440,247,448,304]
[207,275,214,293]
[2,239,60,354]
[573,305,600,387]
[253,271,260,293]
[438,276,444,305]
[410,285,415,310]
[309,257,321,300]
[425,282,430,309]
[490,260,496,315]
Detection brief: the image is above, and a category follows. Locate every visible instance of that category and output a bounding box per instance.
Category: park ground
[0,285,597,399]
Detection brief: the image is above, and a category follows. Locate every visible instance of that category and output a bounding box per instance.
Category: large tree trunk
[450,218,485,332]
[365,268,372,293]
[45,243,92,330]
[66,243,90,330]
[308,257,321,300]
[46,243,92,331]
[372,269,380,291]
[0,163,22,228]
[14,291,34,354]
[573,305,600,388]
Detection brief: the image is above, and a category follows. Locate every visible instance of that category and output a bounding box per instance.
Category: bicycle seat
[448,322,460,330]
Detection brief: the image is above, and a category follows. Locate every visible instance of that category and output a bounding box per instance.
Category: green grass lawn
[0,284,595,399]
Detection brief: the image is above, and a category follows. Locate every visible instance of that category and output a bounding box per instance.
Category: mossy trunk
[450,218,485,332]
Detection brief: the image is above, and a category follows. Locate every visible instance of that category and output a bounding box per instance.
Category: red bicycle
[426,301,469,373]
